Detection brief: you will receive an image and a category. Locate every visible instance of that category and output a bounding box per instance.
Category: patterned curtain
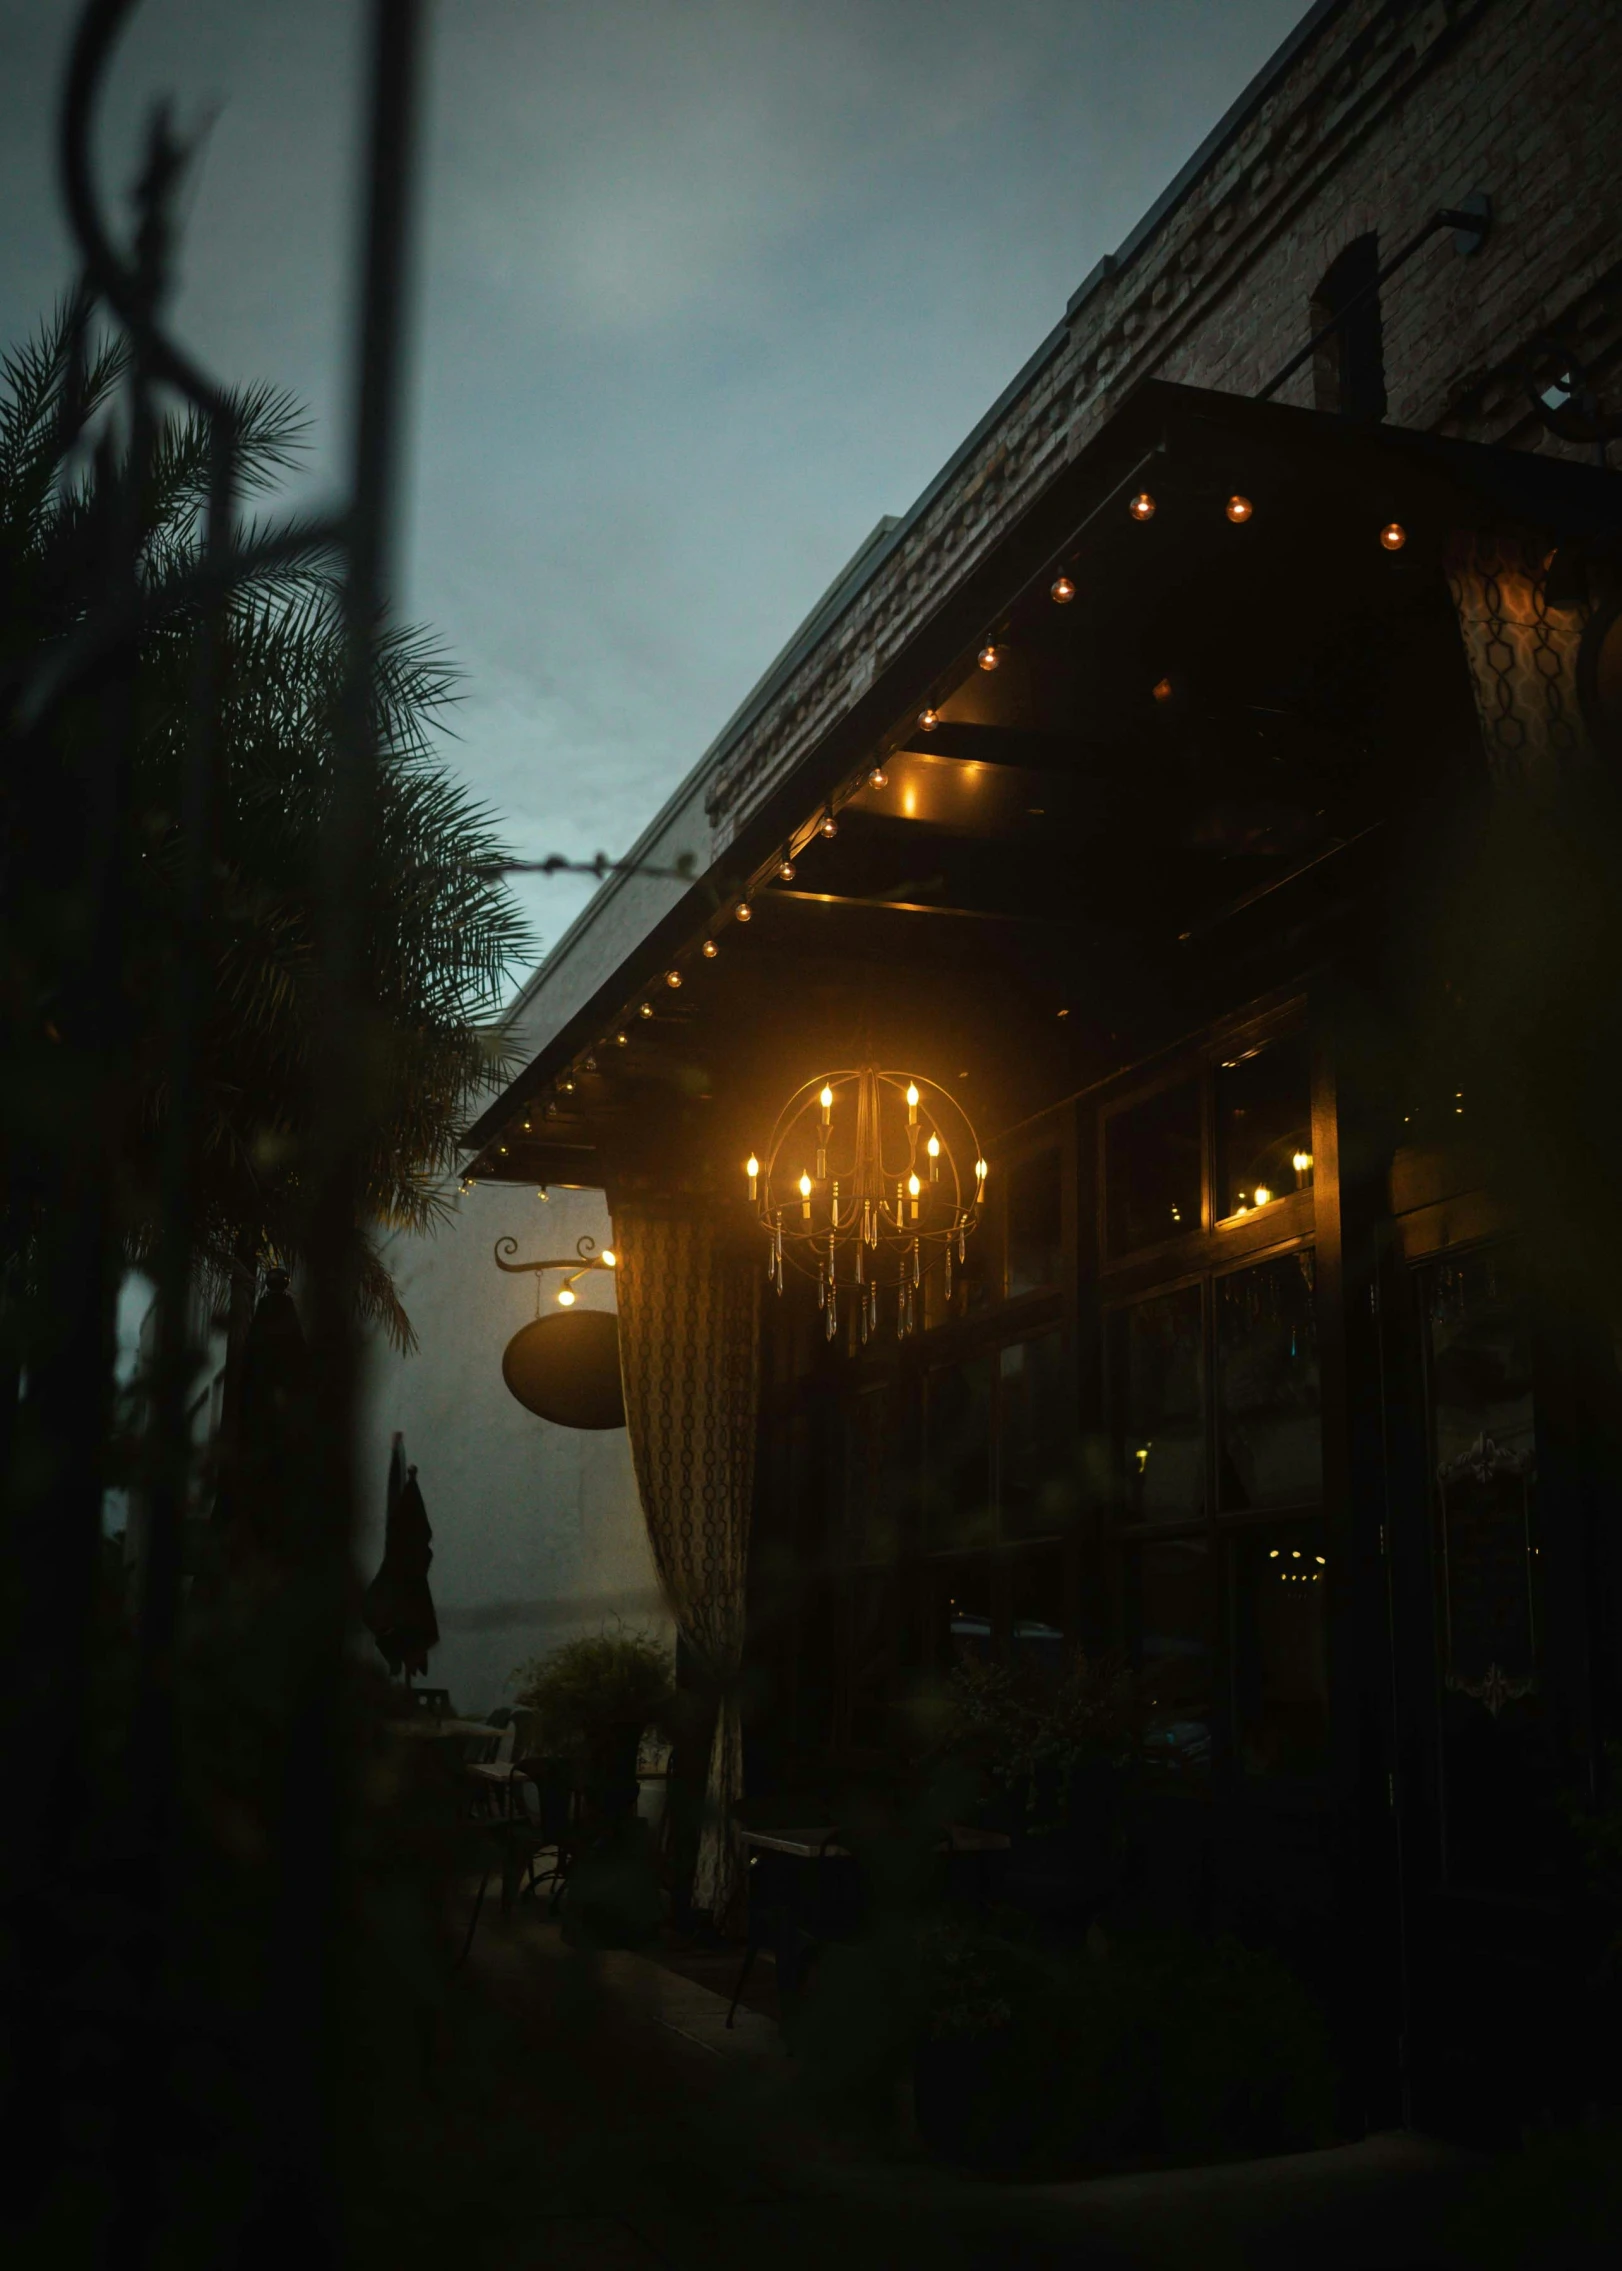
[613,1202,759,1924]
[1446,531,1595,788]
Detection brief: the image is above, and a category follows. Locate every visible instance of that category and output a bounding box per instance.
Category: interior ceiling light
[1129,491,1156,522]
[1380,521,1407,551]
[1050,573,1076,604]
[1225,493,1254,524]
[746,1066,985,1345]
[917,707,940,732]
[868,764,889,789]
[977,643,1001,671]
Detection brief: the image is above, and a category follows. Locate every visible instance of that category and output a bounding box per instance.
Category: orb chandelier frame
[748,1065,986,1341]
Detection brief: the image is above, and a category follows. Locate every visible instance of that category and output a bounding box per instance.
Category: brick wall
[705,0,1622,844]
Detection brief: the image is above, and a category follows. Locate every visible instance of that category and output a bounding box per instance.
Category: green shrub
[512,1630,675,1753]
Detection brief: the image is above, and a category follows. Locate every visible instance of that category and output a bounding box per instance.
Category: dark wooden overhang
[466,380,1619,1199]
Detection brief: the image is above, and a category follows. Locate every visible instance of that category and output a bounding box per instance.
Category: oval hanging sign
[501,1310,626,1430]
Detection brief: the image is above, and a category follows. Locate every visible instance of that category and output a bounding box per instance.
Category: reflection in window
[1010,1545,1066,1680]
[930,1557,992,1669]
[1423,1250,1551,1891]
[1216,1032,1313,1221]
[1112,1288,1205,1522]
[923,1356,994,1550]
[1232,1525,1330,1776]
[1135,1534,1213,1770]
[1000,1332,1072,1539]
[1007,1149,1063,1295]
[1105,1080,1201,1254]
[1217,1252,1321,1510]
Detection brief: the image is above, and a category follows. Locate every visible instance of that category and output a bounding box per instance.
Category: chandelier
[747,1066,986,1341]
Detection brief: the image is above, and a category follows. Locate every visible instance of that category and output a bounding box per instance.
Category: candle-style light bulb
[601,1249,617,1268]
[906,1082,919,1126]
[820,1085,834,1115]
[799,1170,813,1222]
[974,1158,988,1185]
[746,1154,760,1201]
[927,1131,940,1181]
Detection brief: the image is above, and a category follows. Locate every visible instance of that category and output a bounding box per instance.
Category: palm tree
[1,302,533,1361]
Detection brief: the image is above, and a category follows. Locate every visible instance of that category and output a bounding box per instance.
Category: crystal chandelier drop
[747,1066,986,1341]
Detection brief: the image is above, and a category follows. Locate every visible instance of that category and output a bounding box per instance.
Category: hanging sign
[501,1310,626,1430]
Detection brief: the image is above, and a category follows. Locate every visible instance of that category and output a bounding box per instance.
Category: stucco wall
[356,1182,671,1717]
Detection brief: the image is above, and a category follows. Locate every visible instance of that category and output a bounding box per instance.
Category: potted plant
[512,1629,676,1815]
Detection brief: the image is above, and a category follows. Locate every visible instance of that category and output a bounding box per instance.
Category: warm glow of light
[798,1172,813,1199]
[974,1158,988,1182]
[918,707,940,732]
[1152,676,1174,703]
[702,938,718,958]
[778,858,796,880]
[908,1172,921,1198]
[1293,1150,1313,1174]
[615,1032,628,1046]
[601,1249,616,1267]
[820,812,838,838]
[902,787,917,817]
[1254,1185,1272,1206]
[1050,573,1075,604]
[977,644,1001,672]
[556,1286,576,1307]
[868,764,888,789]
[559,1079,574,1094]
[735,900,752,921]
[638,1002,652,1018]
[820,1085,834,1110]
[665,969,681,988]
[746,1155,760,1179]
[1225,493,1253,523]
[906,1083,919,1108]
[1380,521,1407,552]
[1269,1549,1280,1559]
[1129,491,1156,521]
[927,1134,940,1158]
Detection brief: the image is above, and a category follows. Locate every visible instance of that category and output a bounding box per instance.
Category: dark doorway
[1311,236,1387,421]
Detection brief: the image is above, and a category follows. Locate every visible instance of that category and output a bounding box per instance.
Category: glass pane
[1422,1251,1552,1892]
[844,1382,903,1562]
[923,1355,994,1550]
[1105,1079,1201,1255]
[1232,1524,1330,1777]
[1216,1251,1322,1510]
[846,1568,901,1750]
[999,1331,1073,1539]
[1111,1288,1205,1523]
[1135,1534,1213,1771]
[928,1557,993,1669]
[1010,1545,1066,1680]
[1216,1031,1313,1220]
[1007,1149,1063,1295]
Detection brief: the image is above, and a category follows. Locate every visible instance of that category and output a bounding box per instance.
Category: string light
[615,1032,629,1046]
[977,643,1001,672]
[1128,491,1156,521]
[1254,1185,1272,1206]
[868,763,888,789]
[918,707,940,732]
[778,857,796,880]
[702,938,718,958]
[819,812,838,839]
[735,899,752,921]
[1152,676,1174,703]
[1293,1150,1313,1175]
[665,969,682,988]
[638,1002,653,1019]
[1380,521,1407,551]
[1225,494,1253,523]
[1050,573,1076,604]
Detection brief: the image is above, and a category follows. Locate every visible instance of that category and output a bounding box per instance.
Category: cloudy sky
[2,0,1308,969]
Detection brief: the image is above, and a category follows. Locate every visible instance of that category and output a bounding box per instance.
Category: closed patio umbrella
[362,1438,439,1680]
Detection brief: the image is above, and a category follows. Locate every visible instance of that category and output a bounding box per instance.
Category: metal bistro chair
[457,1752,582,1963]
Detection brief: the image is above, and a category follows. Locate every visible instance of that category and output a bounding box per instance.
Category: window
[1112,1287,1205,1523]
[999,1331,1073,1538]
[1010,1544,1067,1679]
[923,1355,994,1550]
[1216,1031,1313,1222]
[1006,1148,1062,1295]
[1105,1079,1202,1255]
[1135,1534,1214,1771]
[1311,234,1386,421]
[1216,1251,1321,1511]
[1232,1521,1330,1777]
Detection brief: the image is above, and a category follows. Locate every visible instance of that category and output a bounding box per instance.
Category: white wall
[357,1181,671,1718]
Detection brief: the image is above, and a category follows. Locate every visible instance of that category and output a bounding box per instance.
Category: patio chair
[456,1754,582,1964]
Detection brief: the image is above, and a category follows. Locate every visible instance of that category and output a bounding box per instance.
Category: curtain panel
[614,1202,760,1924]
